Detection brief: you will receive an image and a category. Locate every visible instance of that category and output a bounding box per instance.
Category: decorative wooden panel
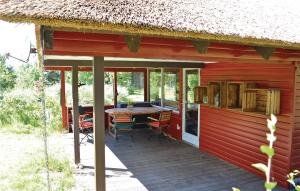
[194,86,208,104]
[227,81,256,109]
[243,88,280,115]
[208,81,227,108]
[242,90,257,112]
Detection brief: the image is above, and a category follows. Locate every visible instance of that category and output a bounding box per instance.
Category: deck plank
[68,129,286,191]
[104,129,286,191]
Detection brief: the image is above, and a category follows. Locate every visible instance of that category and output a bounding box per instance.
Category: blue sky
[0,21,36,68]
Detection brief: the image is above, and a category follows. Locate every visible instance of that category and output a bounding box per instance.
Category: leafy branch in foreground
[253,114,278,191]
[233,114,300,191]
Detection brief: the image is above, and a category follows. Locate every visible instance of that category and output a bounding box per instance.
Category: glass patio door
[182,69,200,147]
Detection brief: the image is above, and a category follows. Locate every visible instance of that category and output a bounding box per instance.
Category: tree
[45,71,60,85]
[15,63,40,89]
[0,55,16,94]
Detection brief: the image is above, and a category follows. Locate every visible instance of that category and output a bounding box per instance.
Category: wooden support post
[93,57,106,191]
[145,69,148,102]
[114,71,118,107]
[161,68,164,106]
[72,65,80,164]
[61,71,68,129]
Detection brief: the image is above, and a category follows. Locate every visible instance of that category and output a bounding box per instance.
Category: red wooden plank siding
[200,63,295,186]
[167,112,182,140]
[291,63,300,172]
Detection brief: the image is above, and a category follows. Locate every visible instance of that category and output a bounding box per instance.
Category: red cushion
[148,121,160,128]
[81,121,93,128]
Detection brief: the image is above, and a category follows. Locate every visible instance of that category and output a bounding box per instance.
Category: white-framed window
[149,68,180,110]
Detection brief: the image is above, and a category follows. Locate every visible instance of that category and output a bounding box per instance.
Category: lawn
[0,130,75,191]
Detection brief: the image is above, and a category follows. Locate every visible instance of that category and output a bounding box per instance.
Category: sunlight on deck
[105,145,149,191]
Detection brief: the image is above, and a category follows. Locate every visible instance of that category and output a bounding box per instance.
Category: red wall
[167,111,182,140]
[291,64,300,171]
[200,63,295,186]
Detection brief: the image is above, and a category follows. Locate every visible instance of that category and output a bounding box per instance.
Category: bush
[0,88,62,134]
[0,55,16,93]
[0,89,41,128]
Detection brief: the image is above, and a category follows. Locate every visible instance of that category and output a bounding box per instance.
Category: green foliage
[45,71,60,85]
[252,163,268,173]
[260,145,275,158]
[45,95,63,132]
[79,71,93,85]
[0,89,41,128]
[0,55,17,93]
[0,86,62,134]
[15,63,40,89]
[264,182,277,190]
[149,71,161,101]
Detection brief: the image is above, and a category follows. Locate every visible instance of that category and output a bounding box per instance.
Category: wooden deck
[71,129,286,191]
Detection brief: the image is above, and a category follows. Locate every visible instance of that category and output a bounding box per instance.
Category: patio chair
[110,113,135,141]
[147,110,172,140]
[79,106,94,144]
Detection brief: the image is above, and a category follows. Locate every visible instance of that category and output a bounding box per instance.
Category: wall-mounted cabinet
[194,80,280,115]
[194,86,208,104]
[242,88,280,115]
[208,81,227,108]
[227,82,256,109]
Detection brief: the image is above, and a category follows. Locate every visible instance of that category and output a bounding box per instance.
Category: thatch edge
[1,15,300,50]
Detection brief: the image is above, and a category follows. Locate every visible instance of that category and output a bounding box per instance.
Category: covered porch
[41,30,300,190]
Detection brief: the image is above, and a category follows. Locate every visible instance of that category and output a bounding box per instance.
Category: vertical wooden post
[114,71,118,107]
[161,68,164,106]
[93,57,106,191]
[61,71,68,129]
[145,69,149,102]
[72,65,80,164]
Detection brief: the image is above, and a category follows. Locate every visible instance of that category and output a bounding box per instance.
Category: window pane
[164,68,180,110]
[149,69,161,105]
[117,72,144,103]
[104,72,114,105]
[78,72,93,105]
[186,70,199,103]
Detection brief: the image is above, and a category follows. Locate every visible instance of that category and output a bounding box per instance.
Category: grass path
[0,130,75,191]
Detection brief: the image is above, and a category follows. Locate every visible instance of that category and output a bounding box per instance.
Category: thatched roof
[0,0,300,49]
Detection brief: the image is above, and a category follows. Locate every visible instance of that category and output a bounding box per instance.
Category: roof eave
[1,15,300,50]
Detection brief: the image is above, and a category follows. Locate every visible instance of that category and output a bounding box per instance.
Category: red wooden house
[1,1,300,190]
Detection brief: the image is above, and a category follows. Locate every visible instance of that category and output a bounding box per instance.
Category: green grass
[0,123,34,134]
[0,155,75,191]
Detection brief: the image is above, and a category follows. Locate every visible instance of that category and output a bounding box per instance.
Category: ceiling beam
[43,59,205,68]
